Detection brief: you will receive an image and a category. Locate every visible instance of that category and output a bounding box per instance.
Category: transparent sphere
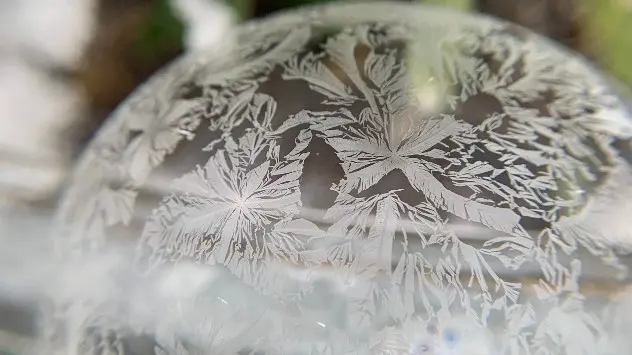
[49,2,632,355]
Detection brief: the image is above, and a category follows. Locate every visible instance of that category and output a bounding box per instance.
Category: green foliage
[227,0,254,20]
[422,0,472,10]
[587,0,632,89]
[136,0,184,57]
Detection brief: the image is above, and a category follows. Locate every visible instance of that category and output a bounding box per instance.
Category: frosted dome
[47,2,632,355]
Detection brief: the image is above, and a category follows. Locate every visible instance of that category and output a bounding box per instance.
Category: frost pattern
[50,3,632,355]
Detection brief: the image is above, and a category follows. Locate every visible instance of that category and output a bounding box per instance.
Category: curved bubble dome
[46,2,632,355]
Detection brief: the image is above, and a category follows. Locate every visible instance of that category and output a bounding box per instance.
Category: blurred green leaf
[228,0,254,20]
[422,0,472,10]
[587,0,632,89]
[136,0,184,58]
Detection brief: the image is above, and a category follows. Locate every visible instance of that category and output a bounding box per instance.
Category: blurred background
[0,0,631,353]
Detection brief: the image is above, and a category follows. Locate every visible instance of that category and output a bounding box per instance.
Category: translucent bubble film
[45,2,632,355]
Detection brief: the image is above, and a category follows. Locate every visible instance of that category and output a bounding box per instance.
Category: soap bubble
[42,2,632,355]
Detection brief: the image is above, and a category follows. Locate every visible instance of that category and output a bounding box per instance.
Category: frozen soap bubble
[45,2,632,355]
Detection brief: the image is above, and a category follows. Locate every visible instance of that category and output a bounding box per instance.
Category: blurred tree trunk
[75,0,183,154]
[475,0,590,56]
